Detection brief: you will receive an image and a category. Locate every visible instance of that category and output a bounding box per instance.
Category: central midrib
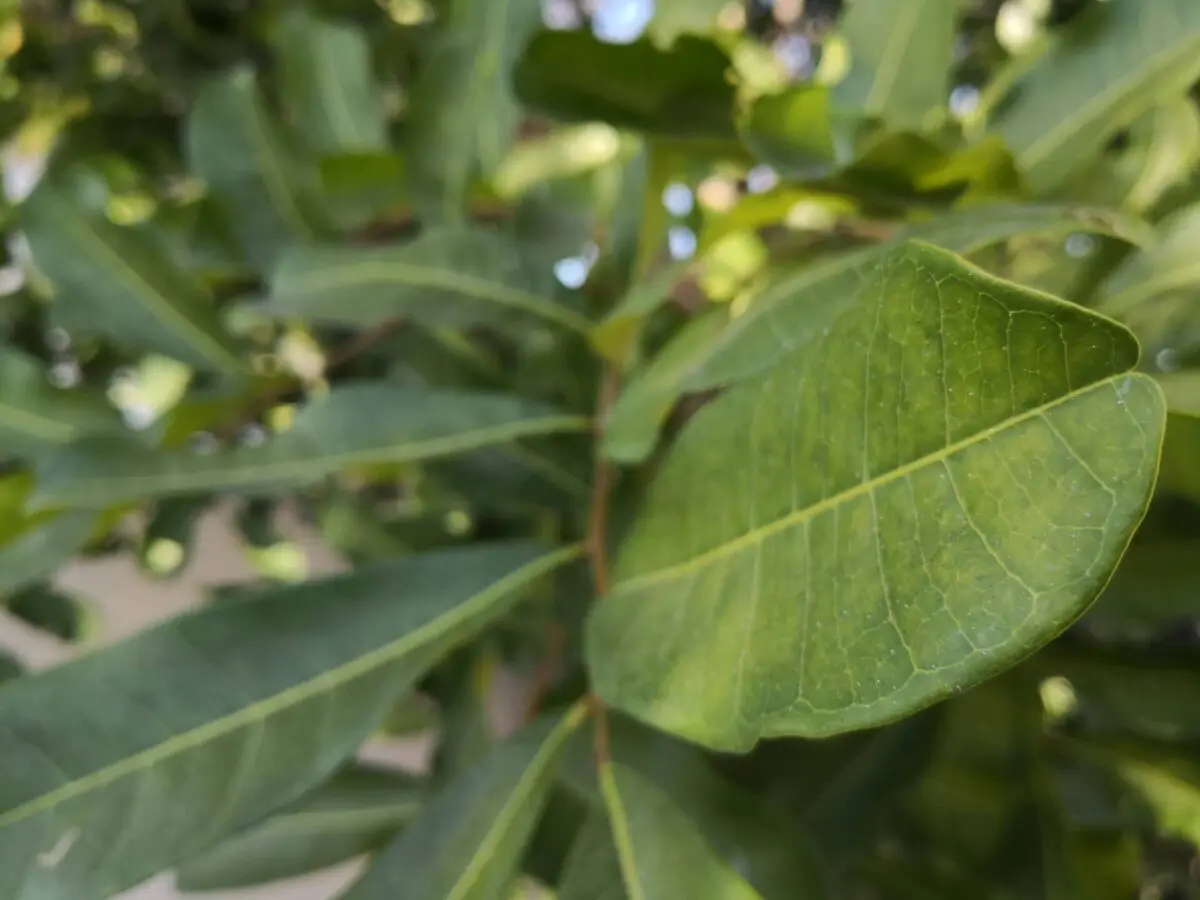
[614,373,1146,593]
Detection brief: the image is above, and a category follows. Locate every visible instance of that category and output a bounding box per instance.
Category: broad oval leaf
[588,241,1165,750]
[342,704,586,900]
[21,180,246,374]
[176,764,423,892]
[273,8,388,155]
[265,229,590,334]
[598,762,765,899]
[992,0,1200,193]
[187,68,332,272]
[833,0,957,131]
[0,542,575,898]
[0,348,123,458]
[33,385,591,509]
[603,203,1154,463]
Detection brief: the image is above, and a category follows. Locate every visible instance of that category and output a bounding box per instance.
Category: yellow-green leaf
[588,241,1165,750]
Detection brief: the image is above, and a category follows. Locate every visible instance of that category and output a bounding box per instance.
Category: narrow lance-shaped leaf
[0,348,124,458]
[992,0,1200,193]
[341,704,587,900]
[603,202,1154,463]
[833,0,957,131]
[588,240,1165,750]
[596,762,765,899]
[273,8,388,155]
[33,384,592,509]
[1097,203,1200,317]
[0,542,577,899]
[176,764,424,892]
[406,0,544,220]
[264,228,590,335]
[187,67,332,272]
[21,180,246,374]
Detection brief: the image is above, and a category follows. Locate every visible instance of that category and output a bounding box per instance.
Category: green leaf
[4,586,88,642]
[558,713,828,900]
[0,512,99,599]
[34,385,591,509]
[992,0,1200,193]
[556,810,624,900]
[833,0,957,131]
[0,653,20,685]
[0,348,123,457]
[20,180,246,374]
[588,241,1165,750]
[176,764,423,892]
[741,87,838,180]
[492,125,625,200]
[1155,370,1200,503]
[1087,539,1200,630]
[603,203,1153,463]
[264,229,590,334]
[187,67,332,272]
[273,8,388,155]
[1097,203,1200,317]
[1117,98,1200,213]
[341,705,586,900]
[513,32,738,139]
[599,762,765,899]
[405,0,544,220]
[647,0,728,49]
[590,261,693,366]
[0,542,575,898]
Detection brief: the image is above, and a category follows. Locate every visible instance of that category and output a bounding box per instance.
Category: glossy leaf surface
[588,241,1165,749]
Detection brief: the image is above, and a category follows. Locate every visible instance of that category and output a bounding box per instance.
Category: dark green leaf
[1087,539,1200,630]
[0,512,99,599]
[1155,371,1200,503]
[264,229,590,334]
[34,385,591,508]
[556,810,624,900]
[176,764,423,892]
[4,586,87,643]
[588,241,1165,750]
[187,68,332,272]
[341,705,586,900]
[0,542,575,897]
[21,180,246,374]
[273,8,388,155]
[833,0,957,130]
[741,87,838,180]
[513,32,737,139]
[992,0,1200,193]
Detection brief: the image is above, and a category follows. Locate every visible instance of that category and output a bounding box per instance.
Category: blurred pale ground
[0,503,532,900]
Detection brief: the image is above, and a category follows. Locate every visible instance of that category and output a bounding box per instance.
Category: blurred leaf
[273,8,388,155]
[992,0,1200,193]
[0,542,575,897]
[21,179,247,374]
[556,809,624,900]
[138,496,210,578]
[318,151,408,227]
[1155,371,1200,503]
[493,125,624,199]
[264,229,590,334]
[597,762,765,899]
[4,585,87,642]
[1120,98,1200,214]
[514,32,738,139]
[0,511,99,599]
[588,241,1164,749]
[591,260,693,366]
[187,68,332,272]
[559,713,828,900]
[0,348,123,458]
[34,385,591,508]
[604,203,1153,462]
[1097,203,1200,317]
[342,705,586,899]
[406,0,543,221]
[0,652,20,684]
[741,87,839,179]
[833,0,957,131]
[1087,538,1200,630]
[647,0,728,49]
[176,764,423,892]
